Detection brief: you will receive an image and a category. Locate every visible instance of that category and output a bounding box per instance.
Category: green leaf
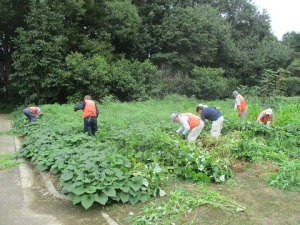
[139,192,150,202]
[37,163,48,171]
[72,195,83,205]
[129,176,143,192]
[111,168,124,178]
[103,186,116,197]
[119,192,130,203]
[142,178,149,187]
[95,192,108,205]
[85,185,97,194]
[129,195,139,205]
[120,185,130,193]
[72,186,86,195]
[81,194,95,210]
[60,171,73,181]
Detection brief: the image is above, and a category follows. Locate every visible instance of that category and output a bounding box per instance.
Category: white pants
[240,109,248,119]
[211,116,224,139]
[187,120,205,142]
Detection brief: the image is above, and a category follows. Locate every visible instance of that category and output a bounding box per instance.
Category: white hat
[265,109,273,115]
[198,104,208,108]
[170,113,178,123]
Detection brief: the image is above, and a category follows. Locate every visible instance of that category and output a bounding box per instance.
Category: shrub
[278,77,300,96]
[187,67,228,100]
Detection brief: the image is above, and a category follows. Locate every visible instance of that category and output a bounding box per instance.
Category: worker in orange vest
[23,106,43,122]
[170,112,204,142]
[257,108,274,127]
[74,95,99,136]
[232,91,248,118]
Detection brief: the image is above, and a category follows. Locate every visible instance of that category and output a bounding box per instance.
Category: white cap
[170,113,178,123]
[198,104,208,108]
[265,109,273,115]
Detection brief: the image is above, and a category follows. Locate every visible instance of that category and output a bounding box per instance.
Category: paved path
[0,114,61,225]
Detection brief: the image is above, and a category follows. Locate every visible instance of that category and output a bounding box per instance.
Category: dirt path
[199,162,300,225]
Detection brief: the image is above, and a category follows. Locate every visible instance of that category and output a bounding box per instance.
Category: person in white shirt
[170,112,204,142]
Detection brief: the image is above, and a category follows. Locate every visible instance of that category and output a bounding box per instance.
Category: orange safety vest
[28,107,38,115]
[179,113,201,129]
[258,112,273,123]
[83,100,97,118]
[237,95,247,111]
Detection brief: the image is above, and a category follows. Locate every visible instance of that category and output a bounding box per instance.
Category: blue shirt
[201,107,222,121]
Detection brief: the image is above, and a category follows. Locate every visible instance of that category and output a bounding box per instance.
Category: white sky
[251,0,300,40]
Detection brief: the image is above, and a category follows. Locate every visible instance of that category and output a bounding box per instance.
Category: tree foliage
[10,0,67,104]
[1,0,299,103]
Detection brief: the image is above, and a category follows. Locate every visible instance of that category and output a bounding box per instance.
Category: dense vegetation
[12,94,300,210]
[1,0,300,105]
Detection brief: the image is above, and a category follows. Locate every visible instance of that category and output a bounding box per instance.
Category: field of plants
[11,94,300,224]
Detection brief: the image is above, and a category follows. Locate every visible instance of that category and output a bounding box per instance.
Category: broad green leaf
[72,195,83,205]
[81,194,95,209]
[85,185,97,194]
[72,186,86,195]
[60,171,73,181]
[111,168,124,178]
[129,195,139,205]
[129,176,143,192]
[119,192,130,203]
[95,192,108,205]
[139,193,150,202]
[37,163,48,171]
[103,186,116,197]
[49,166,59,175]
[142,178,149,187]
[120,185,130,193]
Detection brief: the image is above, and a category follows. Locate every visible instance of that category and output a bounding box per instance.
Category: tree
[60,53,111,102]
[213,0,272,41]
[0,0,30,96]
[282,31,300,58]
[10,0,67,104]
[152,5,234,72]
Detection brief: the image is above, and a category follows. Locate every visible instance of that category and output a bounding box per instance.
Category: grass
[0,153,19,170]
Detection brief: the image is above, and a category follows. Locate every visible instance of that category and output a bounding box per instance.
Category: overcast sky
[252,0,300,40]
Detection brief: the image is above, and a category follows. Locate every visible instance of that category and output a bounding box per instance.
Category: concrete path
[0,114,118,225]
[0,114,61,225]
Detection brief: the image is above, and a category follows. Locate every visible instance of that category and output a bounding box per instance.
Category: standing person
[170,112,204,142]
[23,106,43,122]
[74,95,99,136]
[196,105,224,139]
[257,108,274,127]
[232,91,248,118]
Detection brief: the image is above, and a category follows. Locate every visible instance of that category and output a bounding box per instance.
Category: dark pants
[23,108,37,122]
[84,116,98,135]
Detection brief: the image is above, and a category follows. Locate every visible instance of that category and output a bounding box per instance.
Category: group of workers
[170,90,275,142]
[22,91,274,139]
[23,95,99,136]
